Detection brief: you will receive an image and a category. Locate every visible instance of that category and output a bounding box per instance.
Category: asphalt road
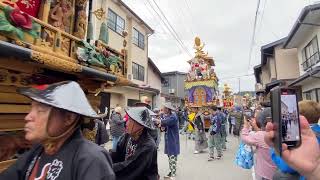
[105,132,252,180]
[157,133,252,180]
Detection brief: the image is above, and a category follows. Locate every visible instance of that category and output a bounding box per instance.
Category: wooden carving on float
[73,9,87,39]
[73,0,88,39]
[193,87,206,107]
[49,0,73,33]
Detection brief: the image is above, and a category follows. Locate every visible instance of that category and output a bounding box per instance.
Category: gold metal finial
[193,37,206,58]
[93,8,106,21]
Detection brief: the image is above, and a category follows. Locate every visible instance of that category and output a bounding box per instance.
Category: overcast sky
[123,0,315,92]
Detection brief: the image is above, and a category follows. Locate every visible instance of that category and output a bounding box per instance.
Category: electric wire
[145,0,192,56]
[247,0,262,71]
[150,0,193,57]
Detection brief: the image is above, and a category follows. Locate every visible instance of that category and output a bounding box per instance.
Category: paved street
[157,133,252,180]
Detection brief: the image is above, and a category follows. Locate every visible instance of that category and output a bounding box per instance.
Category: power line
[183,0,196,37]
[149,0,193,57]
[247,0,262,72]
[256,0,267,39]
[142,0,168,36]
[171,0,194,41]
[145,0,191,56]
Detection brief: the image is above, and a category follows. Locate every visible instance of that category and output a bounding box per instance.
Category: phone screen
[280,89,301,146]
[244,110,252,118]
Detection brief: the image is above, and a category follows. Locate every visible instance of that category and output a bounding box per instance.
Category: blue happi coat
[161,113,180,156]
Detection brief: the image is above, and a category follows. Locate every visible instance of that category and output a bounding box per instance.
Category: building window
[302,36,319,71]
[162,78,169,87]
[132,62,145,81]
[304,91,311,100]
[303,89,319,102]
[108,9,125,35]
[133,28,145,49]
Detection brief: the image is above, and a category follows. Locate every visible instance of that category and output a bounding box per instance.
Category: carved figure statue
[49,0,72,32]
[74,10,87,39]
[199,59,208,79]
[194,62,202,79]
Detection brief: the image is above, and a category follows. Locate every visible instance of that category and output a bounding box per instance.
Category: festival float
[222,83,234,109]
[0,0,131,172]
[184,37,219,130]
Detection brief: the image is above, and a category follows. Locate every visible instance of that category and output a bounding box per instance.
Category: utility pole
[238,77,241,94]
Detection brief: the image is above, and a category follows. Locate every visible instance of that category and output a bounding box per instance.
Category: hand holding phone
[271,87,301,156]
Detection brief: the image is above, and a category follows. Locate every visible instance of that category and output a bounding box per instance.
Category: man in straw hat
[158,102,180,180]
[111,106,158,180]
[0,81,115,180]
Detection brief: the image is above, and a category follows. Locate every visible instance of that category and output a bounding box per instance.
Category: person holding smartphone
[265,115,320,180]
[240,107,276,180]
[269,100,320,180]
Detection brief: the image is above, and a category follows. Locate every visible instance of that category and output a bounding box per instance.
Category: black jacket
[111,130,158,180]
[0,129,115,180]
[110,113,125,137]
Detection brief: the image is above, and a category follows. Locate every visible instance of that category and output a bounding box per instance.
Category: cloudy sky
[123,0,315,92]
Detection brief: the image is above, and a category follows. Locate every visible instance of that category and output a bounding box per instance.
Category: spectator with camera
[240,107,276,180]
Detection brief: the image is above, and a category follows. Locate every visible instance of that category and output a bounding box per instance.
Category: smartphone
[271,87,301,156]
[243,110,253,119]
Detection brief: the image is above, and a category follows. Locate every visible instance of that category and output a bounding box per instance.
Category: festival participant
[111,107,158,180]
[110,106,125,151]
[208,106,223,160]
[0,81,115,180]
[217,106,227,150]
[193,107,208,154]
[241,108,276,180]
[160,102,180,180]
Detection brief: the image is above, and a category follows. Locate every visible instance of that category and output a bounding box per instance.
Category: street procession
[1,0,320,180]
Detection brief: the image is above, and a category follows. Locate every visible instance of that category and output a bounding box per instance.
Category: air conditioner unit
[127,74,133,80]
[169,89,175,94]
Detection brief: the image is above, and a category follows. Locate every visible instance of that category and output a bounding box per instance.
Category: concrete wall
[176,74,186,98]
[301,78,320,92]
[130,20,148,85]
[274,47,300,80]
[147,63,162,91]
[300,78,320,102]
[93,0,126,51]
[268,57,277,81]
[161,73,186,98]
[260,66,270,86]
[93,0,150,86]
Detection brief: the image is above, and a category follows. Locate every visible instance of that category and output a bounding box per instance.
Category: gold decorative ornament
[115,76,131,86]
[93,8,106,21]
[31,51,82,73]
[76,0,88,6]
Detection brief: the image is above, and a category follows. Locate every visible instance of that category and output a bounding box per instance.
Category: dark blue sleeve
[161,115,177,127]
[216,115,222,132]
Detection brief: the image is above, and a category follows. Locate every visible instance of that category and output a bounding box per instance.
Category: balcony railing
[302,52,320,71]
